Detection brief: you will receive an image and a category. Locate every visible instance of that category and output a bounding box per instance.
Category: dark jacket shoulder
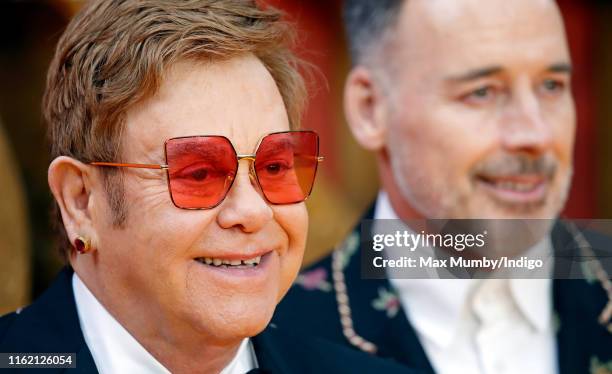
[255,323,419,373]
[0,269,85,352]
[0,311,18,341]
[0,268,97,373]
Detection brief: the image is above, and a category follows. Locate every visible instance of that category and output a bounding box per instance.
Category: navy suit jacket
[273,204,612,374]
[0,268,420,373]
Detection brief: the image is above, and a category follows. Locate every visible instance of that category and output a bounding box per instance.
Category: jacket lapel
[552,222,612,374]
[377,306,436,373]
[251,327,291,373]
[71,344,98,374]
[338,205,436,372]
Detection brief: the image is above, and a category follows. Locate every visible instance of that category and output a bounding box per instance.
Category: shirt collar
[510,276,553,333]
[375,190,553,348]
[72,273,256,373]
[220,338,258,374]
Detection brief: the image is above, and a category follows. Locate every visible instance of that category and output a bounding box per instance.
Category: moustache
[472,153,558,179]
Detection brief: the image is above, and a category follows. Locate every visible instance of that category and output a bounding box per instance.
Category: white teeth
[197,255,263,267]
[494,181,537,192]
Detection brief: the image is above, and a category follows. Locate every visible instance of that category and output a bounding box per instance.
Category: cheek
[388,107,494,184]
[124,177,170,213]
[552,117,576,165]
[272,203,308,297]
[95,177,218,283]
[124,176,217,243]
[274,202,308,247]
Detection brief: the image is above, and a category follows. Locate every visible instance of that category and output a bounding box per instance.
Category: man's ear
[48,156,96,246]
[343,66,390,151]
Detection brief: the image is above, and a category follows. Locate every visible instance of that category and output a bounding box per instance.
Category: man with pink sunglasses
[0,1,418,373]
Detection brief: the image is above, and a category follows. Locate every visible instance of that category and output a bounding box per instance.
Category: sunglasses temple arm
[90,162,168,169]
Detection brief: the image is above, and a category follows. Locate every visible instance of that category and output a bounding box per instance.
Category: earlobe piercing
[74,236,91,254]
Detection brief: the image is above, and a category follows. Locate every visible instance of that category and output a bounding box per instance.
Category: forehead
[123,55,289,155]
[393,0,570,76]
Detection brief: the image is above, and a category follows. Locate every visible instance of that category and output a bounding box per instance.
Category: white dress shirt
[72,273,257,374]
[375,191,557,374]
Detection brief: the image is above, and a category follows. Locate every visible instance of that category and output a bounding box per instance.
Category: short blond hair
[43,0,306,260]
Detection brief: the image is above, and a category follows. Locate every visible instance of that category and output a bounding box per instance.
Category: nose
[216,161,273,232]
[500,81,553,156]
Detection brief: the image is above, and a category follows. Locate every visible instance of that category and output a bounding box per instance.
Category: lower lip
[475,177,549,204]
[193,252,274,280]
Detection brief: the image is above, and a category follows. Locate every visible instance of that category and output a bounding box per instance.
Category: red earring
[74,236,91,254]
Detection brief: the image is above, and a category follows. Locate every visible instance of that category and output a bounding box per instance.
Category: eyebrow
[446,62,573,83]
[446,66,503,82]
[547,62,573,74]
[170,140,230,158]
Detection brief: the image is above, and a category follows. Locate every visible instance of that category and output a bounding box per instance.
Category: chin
[188,295,278,344]
[493,200,561,219]
[462,194,552,219]
[205,313,273,344]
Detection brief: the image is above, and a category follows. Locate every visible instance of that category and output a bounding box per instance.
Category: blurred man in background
[274,0,612,373]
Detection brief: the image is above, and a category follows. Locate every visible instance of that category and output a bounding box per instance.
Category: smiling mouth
[475,174,549,204]
[478,176,544,191]
[195,255,262,268]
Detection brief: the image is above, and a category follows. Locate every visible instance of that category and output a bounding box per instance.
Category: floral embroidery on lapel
[296,267,332,292]
[590,357,612,374]
[336,231,360,270]
[372,287,400,318]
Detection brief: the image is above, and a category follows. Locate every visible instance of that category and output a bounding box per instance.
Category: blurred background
[0,0,611,314]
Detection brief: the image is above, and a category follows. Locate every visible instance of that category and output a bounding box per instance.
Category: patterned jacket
[273,203,612,374]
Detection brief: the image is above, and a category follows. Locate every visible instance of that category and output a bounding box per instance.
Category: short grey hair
[343,0,405,65]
